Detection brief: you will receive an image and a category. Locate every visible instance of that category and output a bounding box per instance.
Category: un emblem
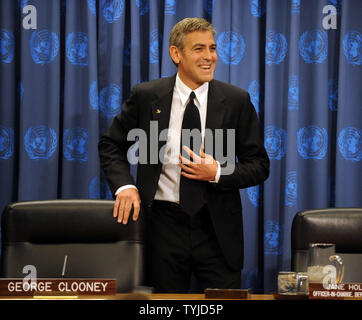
[30,30,59,64]
[0,126,14,160]
[343,30,361,66]
[217,31,245,65]
[66,32,88,66]
[87,0,97,16]
[300,30,328,64]
[297,126,328,160]
[99,83,122,118]
[328,79,338,111]
[265,30,287,65]
[136,0,150,15]
[89,176,113,199]
[102,0,125,23]
[204,0,214,15]
[89,81,99,111]
[248,80,261,113]
[264,126,287,160]
[164,0,176,15]
[288,75,299,110]
[24,126,57,160]
[0,29,15,64]
[285,171,297,207]
[150,30,161,64]
[63,127,89,162]
[338,127,361,162]
[247,186,260,207]
[264,220,282,255]
[250,0,266,17]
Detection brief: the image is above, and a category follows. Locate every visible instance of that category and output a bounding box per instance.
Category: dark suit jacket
[98,75,269,270]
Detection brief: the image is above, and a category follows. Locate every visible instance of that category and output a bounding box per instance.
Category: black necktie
[180,92,206,215]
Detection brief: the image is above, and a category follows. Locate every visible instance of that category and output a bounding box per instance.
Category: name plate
[0,279,116,296]
[309,283,362,300]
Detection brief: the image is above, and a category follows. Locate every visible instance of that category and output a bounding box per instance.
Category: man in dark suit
[98,18,269,293]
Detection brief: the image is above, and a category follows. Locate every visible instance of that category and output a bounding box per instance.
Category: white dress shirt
[115,74,220,201]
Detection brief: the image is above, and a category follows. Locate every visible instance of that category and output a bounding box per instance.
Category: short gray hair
[169,17,215,50]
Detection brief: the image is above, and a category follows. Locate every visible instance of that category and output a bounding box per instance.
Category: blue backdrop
[0,0,361,293]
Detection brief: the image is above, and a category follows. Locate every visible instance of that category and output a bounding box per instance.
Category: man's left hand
[178,146,218,181]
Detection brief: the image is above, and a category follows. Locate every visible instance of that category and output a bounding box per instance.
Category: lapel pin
[156,109,161,114]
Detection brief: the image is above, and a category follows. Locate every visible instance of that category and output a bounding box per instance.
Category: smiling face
[169,30,217,90]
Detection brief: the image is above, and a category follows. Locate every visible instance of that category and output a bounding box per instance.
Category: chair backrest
[291,208,362,283]
[1,199,145,292]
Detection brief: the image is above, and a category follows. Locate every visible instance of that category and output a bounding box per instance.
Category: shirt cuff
[209,161,221,184]
[115,185,138,196]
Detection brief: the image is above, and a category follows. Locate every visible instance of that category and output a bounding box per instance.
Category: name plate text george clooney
[0,279,116,296]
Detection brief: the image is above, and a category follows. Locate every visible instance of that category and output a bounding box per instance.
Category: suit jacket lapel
[206,80,226,131]
[150,75,176,161]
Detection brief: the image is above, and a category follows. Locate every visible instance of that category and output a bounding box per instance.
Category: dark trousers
[145,200,241,293]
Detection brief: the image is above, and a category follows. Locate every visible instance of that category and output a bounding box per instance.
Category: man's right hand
[113,188,141,224]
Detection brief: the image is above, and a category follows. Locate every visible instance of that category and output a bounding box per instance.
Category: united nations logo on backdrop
[89,176,113,199]
[102,0,125,23]
[66,32,89,66]
[136,0,150,15]
[0,126,14,160]
[338,127,361,162]
[248,80,261,113]
[250,0,266,17]
[343,30,361,66]
[247,185,261,207]
[264,220,282,255]
[288,75,299,110]
[264,125,287,160]
[328,79,338,111]
[217,31,245,65]
[299,30,328,64]
[297,125,328,160]
[63,127,89,162]
[285,171,297,207]
[30,30,59,64]
[265,30,287,65]
[99,84,122,118]
[87,0,97,16]
[0,29,15,64]
[149,30,161,64]
[24,125,57,160]
[164,0,176,15]
[89,81,99,111]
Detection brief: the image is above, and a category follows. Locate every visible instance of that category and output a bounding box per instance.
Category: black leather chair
[1,199,145,292]
[291,208,362,282]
